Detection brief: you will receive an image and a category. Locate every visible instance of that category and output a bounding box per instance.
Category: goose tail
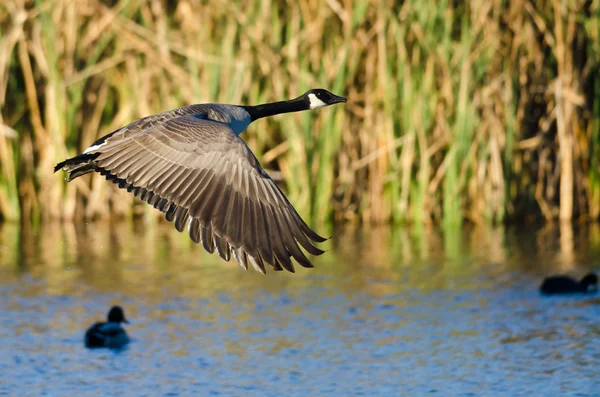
[54,153,99,181]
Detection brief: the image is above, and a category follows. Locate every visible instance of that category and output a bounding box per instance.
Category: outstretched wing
[88,115,326,273]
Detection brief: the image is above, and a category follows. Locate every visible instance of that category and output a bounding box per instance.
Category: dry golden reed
[0,0,598,225]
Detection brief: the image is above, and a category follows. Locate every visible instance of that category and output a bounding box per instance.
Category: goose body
[84,306,130,349]
[55,89,346,274]
[539,273,598,295]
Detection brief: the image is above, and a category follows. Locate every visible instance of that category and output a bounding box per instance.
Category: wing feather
[201,223,216,254]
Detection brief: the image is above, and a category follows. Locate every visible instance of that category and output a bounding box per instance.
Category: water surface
[1,222,599,396]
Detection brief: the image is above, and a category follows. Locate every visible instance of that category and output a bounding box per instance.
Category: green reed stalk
[0,0,599,225]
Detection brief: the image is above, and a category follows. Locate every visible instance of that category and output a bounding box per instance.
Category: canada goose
[84,306,130,349]
[55,89,346,274]
[539,273,598,295]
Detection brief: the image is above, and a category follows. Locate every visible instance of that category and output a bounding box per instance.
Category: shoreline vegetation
[0,1,599,226]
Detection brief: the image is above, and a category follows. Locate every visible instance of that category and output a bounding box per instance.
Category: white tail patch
[83,142,107,154]
[308,93,327,109]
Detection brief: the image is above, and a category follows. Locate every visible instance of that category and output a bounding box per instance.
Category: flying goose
[55,89,346,274]
[84,306,130,349]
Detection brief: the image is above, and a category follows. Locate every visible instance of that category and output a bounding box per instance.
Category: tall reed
[0,0,598,225]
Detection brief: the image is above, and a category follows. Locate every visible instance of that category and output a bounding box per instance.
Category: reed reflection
[0,221,599,300]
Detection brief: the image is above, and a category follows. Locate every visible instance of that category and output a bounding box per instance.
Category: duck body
[84,306,130,349]
[84,322,130,349]
[55,89,346,274]
[539,273,598,295]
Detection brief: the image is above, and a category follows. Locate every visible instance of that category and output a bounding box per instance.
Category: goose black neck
[242,98,306,122]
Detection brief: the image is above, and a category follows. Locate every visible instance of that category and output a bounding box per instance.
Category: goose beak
[332,94,347,104]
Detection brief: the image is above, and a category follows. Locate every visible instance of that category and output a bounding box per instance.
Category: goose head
[301,89,347,109]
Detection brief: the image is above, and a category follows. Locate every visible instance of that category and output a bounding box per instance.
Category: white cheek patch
[83,142,107,154]
[308,93,327,109]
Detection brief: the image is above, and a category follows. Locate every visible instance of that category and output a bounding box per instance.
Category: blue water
[0,223,599,396]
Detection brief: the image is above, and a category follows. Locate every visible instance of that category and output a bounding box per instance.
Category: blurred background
[1,1,600,395]
[0,0,598,227]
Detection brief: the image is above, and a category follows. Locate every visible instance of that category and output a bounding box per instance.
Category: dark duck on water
[539,273,598,295]
[84,306,130,349]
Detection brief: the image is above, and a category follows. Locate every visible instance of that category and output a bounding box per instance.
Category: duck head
[107,306,129,324]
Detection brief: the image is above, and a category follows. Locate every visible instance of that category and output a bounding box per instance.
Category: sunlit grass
[0,0,598,225]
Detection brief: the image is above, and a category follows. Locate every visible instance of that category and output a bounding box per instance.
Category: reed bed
[0,0,598,225]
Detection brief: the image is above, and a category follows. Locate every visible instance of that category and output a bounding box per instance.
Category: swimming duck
[84,306,130,348]
[539,273,598,295]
